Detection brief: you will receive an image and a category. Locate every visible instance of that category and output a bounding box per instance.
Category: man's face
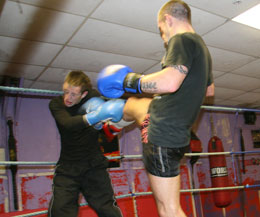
[157,16,171,46]
[63,82,85,107]
[158,23,167,44]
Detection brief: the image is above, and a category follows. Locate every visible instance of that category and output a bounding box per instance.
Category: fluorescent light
[232,3,260,30]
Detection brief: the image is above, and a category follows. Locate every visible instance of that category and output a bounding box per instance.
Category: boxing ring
[1,85,260,217]
[0,152,260,217]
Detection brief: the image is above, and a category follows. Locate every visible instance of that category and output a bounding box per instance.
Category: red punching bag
[208,136,232,208]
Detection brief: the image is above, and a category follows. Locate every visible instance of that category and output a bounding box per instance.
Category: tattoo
[141,82,157,91]
[173,65,188,75]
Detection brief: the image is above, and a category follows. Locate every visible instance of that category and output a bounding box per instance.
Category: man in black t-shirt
[96,1,215,216]
[48,71,122,217]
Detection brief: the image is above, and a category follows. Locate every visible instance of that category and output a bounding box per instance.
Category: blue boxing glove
[79,97,105,130]
[84,99,125,126]
[97,64,143,98]
[79,97,105,114]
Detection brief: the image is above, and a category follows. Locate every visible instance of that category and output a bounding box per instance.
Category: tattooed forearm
[141,82,157,91]
[173,65,188,75]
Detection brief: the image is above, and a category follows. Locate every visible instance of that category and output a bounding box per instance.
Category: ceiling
[0,0,260,109]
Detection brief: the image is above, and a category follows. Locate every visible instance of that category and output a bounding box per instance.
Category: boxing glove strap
[123,73,143,94]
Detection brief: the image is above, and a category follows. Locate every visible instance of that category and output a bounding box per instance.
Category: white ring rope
[1,150,259,166]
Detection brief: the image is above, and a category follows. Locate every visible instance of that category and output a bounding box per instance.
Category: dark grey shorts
[141,114,189,177]
[142,142,189,177]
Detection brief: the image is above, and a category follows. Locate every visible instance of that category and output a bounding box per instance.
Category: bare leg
[122,97,152,125]
[123,97,186,216]
[148,174,186,217]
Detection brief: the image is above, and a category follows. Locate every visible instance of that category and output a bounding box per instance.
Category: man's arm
[140,65,187,94]
[97,64,187,98]
[49,99,87,130]
[206,83,215,97]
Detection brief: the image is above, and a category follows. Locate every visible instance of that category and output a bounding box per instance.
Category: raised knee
[122,97,139,121]
[123,97,152,124]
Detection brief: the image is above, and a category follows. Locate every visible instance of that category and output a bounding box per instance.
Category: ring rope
[200,105,260,113]
[12,184,260,217]
[1,150,260,165]
[185,150,260,156]
[1,86,260,112]
[0,86,63,95]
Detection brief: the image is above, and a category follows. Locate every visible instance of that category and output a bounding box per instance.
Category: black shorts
[141,114,189,177]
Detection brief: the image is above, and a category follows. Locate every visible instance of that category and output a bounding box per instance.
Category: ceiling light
[232,3,260,30]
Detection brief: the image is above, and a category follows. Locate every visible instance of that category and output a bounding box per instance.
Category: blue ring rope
[0,86,63,95]
[1,86,260,112]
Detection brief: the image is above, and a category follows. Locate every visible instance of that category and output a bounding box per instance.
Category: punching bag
[208,136,232,208]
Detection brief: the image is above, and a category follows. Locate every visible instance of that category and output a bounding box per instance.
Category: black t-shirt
[49,89,106,165]
[148,33,213,148]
